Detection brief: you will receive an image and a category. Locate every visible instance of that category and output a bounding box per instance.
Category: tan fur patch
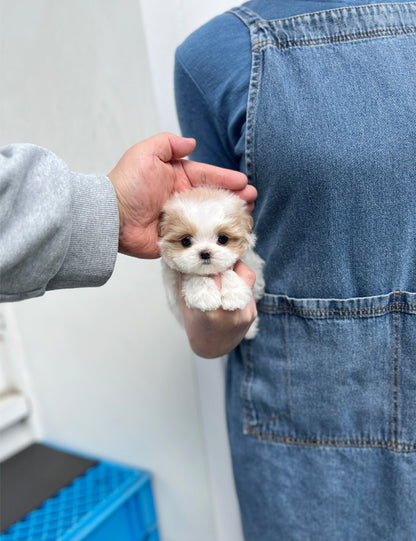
[214,201,253,258]
[158,207,197,243]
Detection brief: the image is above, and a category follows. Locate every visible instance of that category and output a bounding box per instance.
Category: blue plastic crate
[0,461,159,541]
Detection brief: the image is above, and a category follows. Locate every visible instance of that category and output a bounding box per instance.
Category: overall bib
[226,3,416,539]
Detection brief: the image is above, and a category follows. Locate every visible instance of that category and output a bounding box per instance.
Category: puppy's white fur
[158,187,265,340]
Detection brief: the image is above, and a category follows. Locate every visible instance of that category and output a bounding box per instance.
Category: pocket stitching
[242,306,291,434]
[244,430,416,452]
[244,291,416,452]
[391,290,401,450]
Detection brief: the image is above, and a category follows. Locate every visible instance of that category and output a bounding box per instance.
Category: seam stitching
[391,291,397,449]
[253,25,416,51]
[247,291,416,452]
[245,429,416,452]
[259,302,416,317]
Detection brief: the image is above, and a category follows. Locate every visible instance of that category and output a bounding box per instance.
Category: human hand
[180,261,258,359]
[107,133,257,258]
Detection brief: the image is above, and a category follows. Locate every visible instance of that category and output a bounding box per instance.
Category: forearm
[0,144,119,302]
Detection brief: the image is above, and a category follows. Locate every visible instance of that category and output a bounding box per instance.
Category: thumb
[233,260,256,289]
[153,133,196,162]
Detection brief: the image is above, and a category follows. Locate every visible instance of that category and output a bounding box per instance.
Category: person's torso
[233,1,416,300]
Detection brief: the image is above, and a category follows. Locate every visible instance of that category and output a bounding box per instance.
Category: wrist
[107,169,128,252]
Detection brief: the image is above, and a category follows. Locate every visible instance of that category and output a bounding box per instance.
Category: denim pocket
[242,291,416,451]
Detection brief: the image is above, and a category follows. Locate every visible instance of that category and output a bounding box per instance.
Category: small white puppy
[158,186,265,340]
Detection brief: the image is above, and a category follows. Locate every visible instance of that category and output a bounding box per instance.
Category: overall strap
[228,5,263,27]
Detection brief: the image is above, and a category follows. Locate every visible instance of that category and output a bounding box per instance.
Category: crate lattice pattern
[1,462,151,540]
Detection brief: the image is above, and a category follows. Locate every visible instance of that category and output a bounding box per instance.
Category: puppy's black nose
[200,250,211,261]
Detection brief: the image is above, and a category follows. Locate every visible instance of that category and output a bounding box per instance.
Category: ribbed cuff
[47,173,119,290]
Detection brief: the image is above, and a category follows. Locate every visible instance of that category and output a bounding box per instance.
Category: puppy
[158,186,265,340]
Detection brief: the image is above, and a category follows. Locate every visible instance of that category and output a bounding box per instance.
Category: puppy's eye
[217,234,229,245]
[181,236,192,248]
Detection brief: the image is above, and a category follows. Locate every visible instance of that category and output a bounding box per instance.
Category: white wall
[139,0,239,132]
[139,2,245,540]
[0,1,243,540]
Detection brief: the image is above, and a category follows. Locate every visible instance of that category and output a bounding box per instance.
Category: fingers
[131,132,257,207]
[152,133,251,196]
[181,159,248,191]
[231,185,257,212]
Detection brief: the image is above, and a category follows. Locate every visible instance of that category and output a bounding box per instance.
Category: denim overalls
[226,3,416,539]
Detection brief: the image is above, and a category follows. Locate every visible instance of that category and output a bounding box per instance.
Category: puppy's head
[158,187,253,275]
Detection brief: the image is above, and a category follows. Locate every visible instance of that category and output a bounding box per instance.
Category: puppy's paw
[221,270,252,311]
[183,275,222,311]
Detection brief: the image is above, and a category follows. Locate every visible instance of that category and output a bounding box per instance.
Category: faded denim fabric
[226,3,416,540]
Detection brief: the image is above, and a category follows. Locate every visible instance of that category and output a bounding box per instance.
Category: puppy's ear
[243,210,253,236]
[158,211,167,238]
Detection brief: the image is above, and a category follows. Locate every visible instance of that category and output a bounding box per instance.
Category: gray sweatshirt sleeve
[0,144,119,302]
